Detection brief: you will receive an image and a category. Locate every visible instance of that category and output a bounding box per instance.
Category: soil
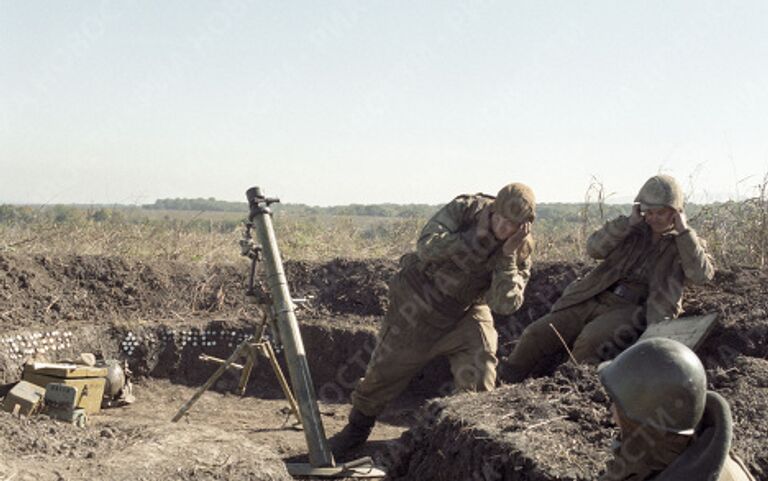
[0,379,403,481]
[0,253,766,480]
[0,254,395,329]
[687,267,768,363]
[386,364,615,481]
[385,260,768,481]
[388,359,768,481]
[285,258,397,317]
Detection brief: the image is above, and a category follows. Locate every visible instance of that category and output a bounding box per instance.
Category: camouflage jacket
[552,215,714,324]
[399,194,531,321]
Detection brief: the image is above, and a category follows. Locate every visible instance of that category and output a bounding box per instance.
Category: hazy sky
[2,1,767,206]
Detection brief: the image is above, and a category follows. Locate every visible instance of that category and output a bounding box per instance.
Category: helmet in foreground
[598,338,706,435]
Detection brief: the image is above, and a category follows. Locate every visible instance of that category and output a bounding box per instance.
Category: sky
[1,0,768,206]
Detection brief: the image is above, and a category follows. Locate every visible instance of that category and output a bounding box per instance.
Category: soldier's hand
[629,204,643,226]
[674,210,689,232]
[502,222,531,256]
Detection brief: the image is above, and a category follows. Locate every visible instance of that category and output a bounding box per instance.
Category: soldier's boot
[329,408,376,454]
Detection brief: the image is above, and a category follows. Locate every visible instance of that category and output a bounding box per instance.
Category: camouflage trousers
[504,290,644,381]
[350,273,498,417]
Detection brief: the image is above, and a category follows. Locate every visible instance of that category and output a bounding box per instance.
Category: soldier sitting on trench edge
[500,174,715,382]
[598,337,756,481]
[330,183,536,454]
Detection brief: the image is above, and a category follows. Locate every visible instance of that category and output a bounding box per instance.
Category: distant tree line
[142,198,438,218]
[144,198,247,213]
[1,198,707,226]
[141,197,664,222]
[0,205,129,225]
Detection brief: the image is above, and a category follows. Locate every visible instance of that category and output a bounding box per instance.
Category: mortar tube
[249,195,334,467]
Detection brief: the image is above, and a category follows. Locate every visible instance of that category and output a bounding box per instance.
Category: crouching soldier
[501,175,714,382]
[598,338,756,481]
[330,183,536,454]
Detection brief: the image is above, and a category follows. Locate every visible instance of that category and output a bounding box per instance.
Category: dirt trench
[0,403,294,481]
[0,254,420,481]
[1,254,767,480]
[383,263,768,481]
[387,359,768,481]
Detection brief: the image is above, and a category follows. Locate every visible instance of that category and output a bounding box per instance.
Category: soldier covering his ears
[330,183,536,454]
[502,175,715,381]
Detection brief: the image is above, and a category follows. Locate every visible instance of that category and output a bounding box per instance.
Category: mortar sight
[246,186,280,219]
[246,186,262,203]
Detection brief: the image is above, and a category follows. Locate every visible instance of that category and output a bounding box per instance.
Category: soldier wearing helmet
[502,175,714,382]
[330,183,536,454]
[598,338,755,481]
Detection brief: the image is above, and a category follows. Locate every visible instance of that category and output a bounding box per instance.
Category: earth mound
[1,254,767,480]
[387,359,768,480]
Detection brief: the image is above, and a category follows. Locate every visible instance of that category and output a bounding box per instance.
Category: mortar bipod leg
[259,340,303,428]
[171,337,251,422]
[238,344,257,396]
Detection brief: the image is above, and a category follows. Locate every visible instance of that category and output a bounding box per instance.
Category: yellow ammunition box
[22,363,108,415]
[1,380,46,416]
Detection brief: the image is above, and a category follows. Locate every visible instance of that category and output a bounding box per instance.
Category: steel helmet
[599,338,707,435]
[494,183,536,224]
[635,175,684,212]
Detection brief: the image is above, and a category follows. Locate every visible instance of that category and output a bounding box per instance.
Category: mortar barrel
[248,188,334,468]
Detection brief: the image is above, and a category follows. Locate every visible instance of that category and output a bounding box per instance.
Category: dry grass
[1,191,767,269]
[689,173,768,268]
[0,213,423,263]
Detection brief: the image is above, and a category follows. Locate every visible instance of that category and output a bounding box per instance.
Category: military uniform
[599,394,756,481]
[504,210,714,378]
[598,339,756,481]
[350,193,532,417]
